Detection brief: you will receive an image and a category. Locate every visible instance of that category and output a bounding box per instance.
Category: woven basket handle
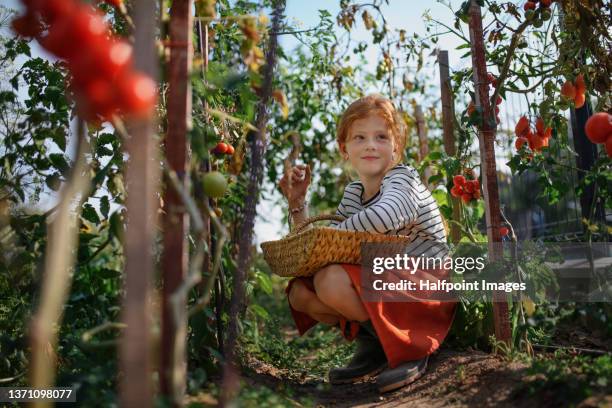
[290,214,345,235]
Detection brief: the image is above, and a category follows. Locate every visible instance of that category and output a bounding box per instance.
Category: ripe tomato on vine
[13,0,157,121]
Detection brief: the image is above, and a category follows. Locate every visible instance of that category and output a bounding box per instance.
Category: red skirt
[285,264,456,369]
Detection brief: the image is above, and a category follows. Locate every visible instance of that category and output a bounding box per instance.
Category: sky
[2,0,525,247]
[283,0,466,67]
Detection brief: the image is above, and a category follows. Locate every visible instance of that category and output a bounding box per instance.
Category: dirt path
[241,349,536,407]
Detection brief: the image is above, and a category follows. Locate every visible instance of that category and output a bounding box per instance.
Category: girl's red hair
[336,94,407,165]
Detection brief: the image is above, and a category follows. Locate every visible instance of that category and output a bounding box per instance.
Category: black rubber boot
[376,356,428,393]
[329,321,388,384]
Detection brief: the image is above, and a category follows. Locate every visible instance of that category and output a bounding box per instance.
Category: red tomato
[104,0,124,7]
[499,227,509,236]
[453,175,466,187]
[84,78,117,119]
[213,142,229,154]
[530,134,546,151]
[584,112,612,144]
[69,7,108,45]
[470,180,480,192]
[40,6,108,59]
[40,20,75,59]
[118,72,157,117]
[11,12,43,38]
[574,92,586,109]
[535,118,545,135]
[38,0,77,24]
[225,144,235,155]
[560,81,576,99]
[71,39,133,81]
[515,136,529,151]
[526,129,536,150]
[461,193,472,204]
[515,116,530,137]
[464,181,475,194]
[450,185,463,198]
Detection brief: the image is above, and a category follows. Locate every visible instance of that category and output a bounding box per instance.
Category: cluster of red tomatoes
[514,116,552,154]
[524,0,554,11]
[211,142,235,156]
[585,112,612,158]
[450,175,481,204]
[12,0,155,122]
[523,0,555,24]
[560,74,587,109]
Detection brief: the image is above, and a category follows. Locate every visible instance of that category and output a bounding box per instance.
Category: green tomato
[525,10,535,21]
[541,9,552,21]
[533,17,544,28]
[202,171,228,198]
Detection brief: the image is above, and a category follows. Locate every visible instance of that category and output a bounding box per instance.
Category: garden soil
[237,349,610,407]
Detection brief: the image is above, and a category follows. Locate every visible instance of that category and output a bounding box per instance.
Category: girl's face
[341,114,397,180]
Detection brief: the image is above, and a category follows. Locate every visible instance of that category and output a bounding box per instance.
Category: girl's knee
[288,280,314,312]
[313,265,349,302]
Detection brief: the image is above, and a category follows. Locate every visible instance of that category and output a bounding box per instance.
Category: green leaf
[48,153,69,175]
[427,151,443,161]
[97,133,117,147]
[100,196,110,218]
[255,271,273,295]
[96,145,114,157]
[432,188,449,208]
[109,211,123,240]
[428,173,443,185]
[249,304,269,320]
[98,269,121,279]
[45,173,61,191]
[82,204,100,224]
[10,75,18,90]
[52,129,67,151]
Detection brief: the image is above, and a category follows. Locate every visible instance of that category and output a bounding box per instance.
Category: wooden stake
[437,50,461,244]
[119,1,160,406]
[160,0,193,404]
[467,0,511,343]
[30,121,91,408]
[438,51,456,158]
[415,104,431,188]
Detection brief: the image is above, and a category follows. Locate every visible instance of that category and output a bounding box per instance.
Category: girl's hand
[279,164,311,208]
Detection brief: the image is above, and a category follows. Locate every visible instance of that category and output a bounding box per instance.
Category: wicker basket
[260,214,411,278]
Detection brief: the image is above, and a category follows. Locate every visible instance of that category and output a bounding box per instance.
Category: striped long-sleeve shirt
[329,164,448,258]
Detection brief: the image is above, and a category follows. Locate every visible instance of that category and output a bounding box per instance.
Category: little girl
[279,94,455,393]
